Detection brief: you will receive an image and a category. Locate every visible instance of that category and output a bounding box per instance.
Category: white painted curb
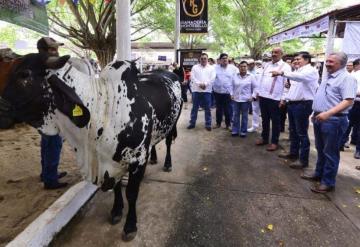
[7,181,98,247]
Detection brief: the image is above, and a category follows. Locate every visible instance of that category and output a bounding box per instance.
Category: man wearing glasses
[272,52,319,169]
[188,53,216,131]
[302,52,357,193]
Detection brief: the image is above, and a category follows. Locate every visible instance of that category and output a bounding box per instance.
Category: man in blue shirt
[302,52,357,193]
[213,53,238,129]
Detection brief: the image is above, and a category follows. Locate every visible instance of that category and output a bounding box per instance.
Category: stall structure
[268,3,360,80]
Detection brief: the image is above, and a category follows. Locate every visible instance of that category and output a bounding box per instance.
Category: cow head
[0,54,90,134]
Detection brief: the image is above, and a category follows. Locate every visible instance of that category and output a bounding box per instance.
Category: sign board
[268,16,329,44]
[0,0,49,35]
[179,49,204,70]
[158,55,167,61]
[180,0,208,33]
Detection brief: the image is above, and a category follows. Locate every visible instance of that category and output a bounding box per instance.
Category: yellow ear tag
[72,105,83,117]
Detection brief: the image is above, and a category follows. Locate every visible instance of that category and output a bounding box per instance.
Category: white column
[116,0,131,60]
[322,17,336,81]
[174,0,180,62]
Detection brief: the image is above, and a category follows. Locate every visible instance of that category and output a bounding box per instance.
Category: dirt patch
[0,124,81,246]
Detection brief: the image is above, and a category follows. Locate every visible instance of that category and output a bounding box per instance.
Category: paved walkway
[50,108,360,247]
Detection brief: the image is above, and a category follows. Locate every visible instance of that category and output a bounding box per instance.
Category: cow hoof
[122,230,137,242]
[110,214,122,225]
[162,166,172,172]
[149,159,158,165]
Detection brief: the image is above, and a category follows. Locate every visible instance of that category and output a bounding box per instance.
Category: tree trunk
[94,46,116,69]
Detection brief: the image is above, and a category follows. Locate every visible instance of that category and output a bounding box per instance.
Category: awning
[268,3,360,44]
[0,0,49,35]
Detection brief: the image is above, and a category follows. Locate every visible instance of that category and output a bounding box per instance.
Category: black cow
[0,54,182,241]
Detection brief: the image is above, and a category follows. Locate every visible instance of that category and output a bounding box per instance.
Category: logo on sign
[182,0,205,17]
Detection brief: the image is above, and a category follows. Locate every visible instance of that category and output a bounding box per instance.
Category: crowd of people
[173,47,359,194]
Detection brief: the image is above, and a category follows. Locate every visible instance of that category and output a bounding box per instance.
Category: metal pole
[116,0,131,60]
[322,17,336,82]
[335,20,360,23]
[174,0,180,63]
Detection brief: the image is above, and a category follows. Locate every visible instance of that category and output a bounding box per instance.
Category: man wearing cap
[213,53,238,129]
[302,52,357,193]
[256,47,291,151]
[272,52,319,169]
[37,37,68,189]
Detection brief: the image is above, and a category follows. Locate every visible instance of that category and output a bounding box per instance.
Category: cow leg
[110,181,123,225]
[122,163,145,241]
[163,134,173,172]
[149,145,157,164]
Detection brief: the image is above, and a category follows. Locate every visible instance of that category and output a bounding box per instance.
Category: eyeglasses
[200,58,208,60]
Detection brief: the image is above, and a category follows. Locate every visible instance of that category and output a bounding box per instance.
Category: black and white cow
[0,54,182,240]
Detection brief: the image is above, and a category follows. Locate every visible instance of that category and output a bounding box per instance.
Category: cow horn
[45,55,71,69]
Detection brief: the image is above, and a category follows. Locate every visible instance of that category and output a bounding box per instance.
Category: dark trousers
[190,92,212,127]
[214,92,232,127]
[314,116,348,187]
[259,97,281,144]
[341,101,360,148]
[40,134,63,185]
[287,101,313,165]
[280,105,287,132]
[181,84,189,102]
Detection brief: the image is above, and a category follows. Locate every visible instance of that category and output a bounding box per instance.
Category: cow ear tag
[73,105,83,117]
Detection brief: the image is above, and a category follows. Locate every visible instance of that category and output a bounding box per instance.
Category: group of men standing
[185,47,358,194]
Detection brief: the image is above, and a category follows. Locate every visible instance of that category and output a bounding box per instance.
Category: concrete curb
[6,181,98,247]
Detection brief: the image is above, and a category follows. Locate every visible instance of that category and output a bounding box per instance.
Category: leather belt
[314,112,347,117]
[287,100,313,105]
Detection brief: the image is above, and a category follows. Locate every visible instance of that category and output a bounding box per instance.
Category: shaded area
[50,110,360,246]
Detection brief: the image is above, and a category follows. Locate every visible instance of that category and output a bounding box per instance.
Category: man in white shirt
[213,53,238,129]
[188,53,216,131]
[256,47,291,151]
[273,52,319,169]
[342,58,360,162]
[247,59,262,133]
[346,61,353,73]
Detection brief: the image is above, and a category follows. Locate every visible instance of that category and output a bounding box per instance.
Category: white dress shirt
[251,68,262,98]
[213,64,238,94]
[258,60,291,101]
[283,64,319,101]
[230,73,257,102]
[190,63,216,93]
[351,70,360,101]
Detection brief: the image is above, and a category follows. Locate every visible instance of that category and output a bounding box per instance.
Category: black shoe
[339,146,345,151]
[187,125,195,129]
[354,151,360,159]
[44,182,68,190]
[205,127,212,131]
[40,171,68,182]
[58,171,67,179]
[289,161,308,169]
[213,124,221,129]
[278,153,298,161]
[231,133,238,137]
[300,172,321,181]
